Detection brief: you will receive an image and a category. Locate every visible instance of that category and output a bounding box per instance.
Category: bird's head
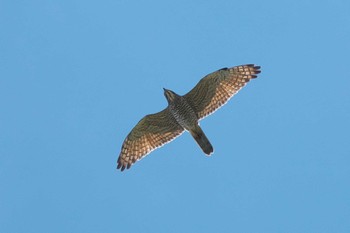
[163,88,178,103]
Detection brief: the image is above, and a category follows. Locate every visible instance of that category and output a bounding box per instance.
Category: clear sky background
[1,1,350,232]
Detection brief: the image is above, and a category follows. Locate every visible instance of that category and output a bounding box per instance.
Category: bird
[117,64,261,171]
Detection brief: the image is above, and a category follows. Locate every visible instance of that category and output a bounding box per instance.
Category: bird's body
[164,89,213,155]
[165,90,197,130]
[117,64,261,171]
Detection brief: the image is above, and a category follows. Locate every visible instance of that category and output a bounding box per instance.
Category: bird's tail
[190,126,214,155]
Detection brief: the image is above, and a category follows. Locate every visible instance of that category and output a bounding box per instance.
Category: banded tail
[190,126,214,155]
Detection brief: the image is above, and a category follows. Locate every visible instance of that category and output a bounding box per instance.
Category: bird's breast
[169,98,198,130]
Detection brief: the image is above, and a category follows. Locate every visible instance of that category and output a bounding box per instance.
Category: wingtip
[117,164,127,172]
[254,65,261,73]
[251,64,261,78]
[117,157,128,172]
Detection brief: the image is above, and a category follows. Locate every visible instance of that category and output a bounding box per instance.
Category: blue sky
[1,0,350,232]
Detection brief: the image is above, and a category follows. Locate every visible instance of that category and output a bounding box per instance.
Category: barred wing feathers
[117,108,184,171]
[184,64,261,120]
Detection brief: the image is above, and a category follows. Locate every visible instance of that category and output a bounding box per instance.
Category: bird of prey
[117,64,261,171]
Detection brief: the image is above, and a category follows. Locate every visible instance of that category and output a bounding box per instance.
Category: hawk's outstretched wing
[117,108,184,171]
[184,64,261,120]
